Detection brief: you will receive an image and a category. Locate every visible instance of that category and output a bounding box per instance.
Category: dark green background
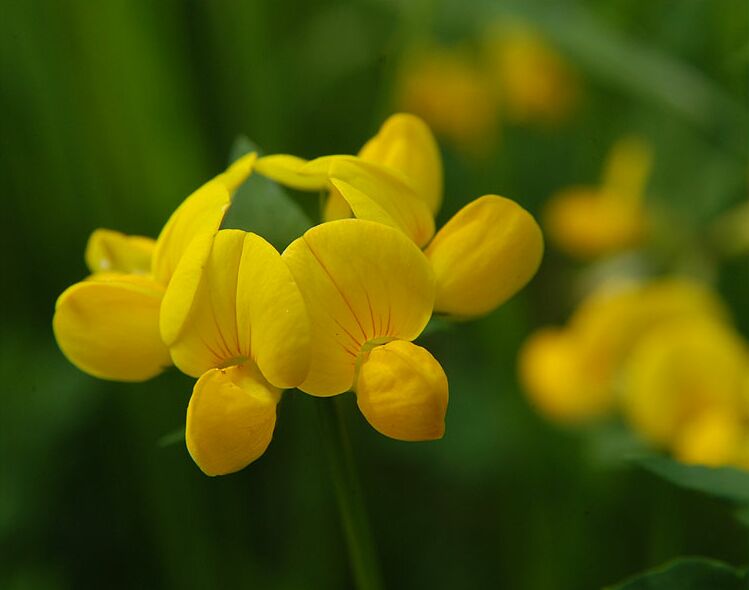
[1,1,747,588]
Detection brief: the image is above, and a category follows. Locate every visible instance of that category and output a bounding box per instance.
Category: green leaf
[222,135,313,251]
[229,135,260,163]
[606,557,746,590]
[636,455,749,504]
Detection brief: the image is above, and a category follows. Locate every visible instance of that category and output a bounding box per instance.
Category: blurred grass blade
[606,557,747,590]
[472,2,749,155]
[636,455,749,504]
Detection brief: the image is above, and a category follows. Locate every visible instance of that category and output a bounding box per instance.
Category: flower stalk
[316,396,383,590]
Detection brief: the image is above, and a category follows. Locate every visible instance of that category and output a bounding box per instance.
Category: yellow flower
[623,317,749,466]
[257,114,544,319]
[52,153,257,382]
[256,113,443,224]
[162,228,311,476]
[483,23,579,126]
[673,409,745,468]
[395,46,498,153]
[519,279,728,423]
[519,328,612,424]
[282,219,447,441]
[544,137,653,259]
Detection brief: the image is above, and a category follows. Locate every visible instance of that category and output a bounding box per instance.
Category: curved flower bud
[424,195,543,318]
[53,274,170,382]
[355,340,448,441]
[85,229,155,275]
[358,113,443,215]
[283,219,435,396]
[186,362,281,476]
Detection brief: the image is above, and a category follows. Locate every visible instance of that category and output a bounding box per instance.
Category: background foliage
[1,1,747,588]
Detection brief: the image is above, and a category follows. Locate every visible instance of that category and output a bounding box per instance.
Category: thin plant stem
[316,396,383,590]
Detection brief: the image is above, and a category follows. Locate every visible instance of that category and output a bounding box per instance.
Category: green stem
[316,397,383,590]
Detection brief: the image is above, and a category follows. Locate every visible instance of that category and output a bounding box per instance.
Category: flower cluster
[520,279,749,468]
[53,114,543,476]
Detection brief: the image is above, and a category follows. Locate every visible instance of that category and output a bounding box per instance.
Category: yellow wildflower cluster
[53,114,544,476]
[396,22,579,151]
[520,279,749,469]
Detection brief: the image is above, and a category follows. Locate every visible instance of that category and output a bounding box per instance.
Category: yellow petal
[326,157,435,247]
[255,154,330,191]
[150,155,256,286]
[165,230,310,388]
[53,274,170,382]
[186,362,281,476]
[425,195,543,318]
[167,230,246,378]
[323,186,353,222]
[518,328,614,423]
[283,219,435,396]
[358,113,443,214]
[216,152,258,193]
[151,179,232,285]
[159,232,216,347]
[85,229,155,275]
[236,233,311,389]
[355,340,448,441]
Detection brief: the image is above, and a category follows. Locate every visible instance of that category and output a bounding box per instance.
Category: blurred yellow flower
[283,219,448,441]
[623,317,749,467]
[519,279,727,423]
[519,327,611,423]
[483,23,579,125]
[520,275,749,469]
[544,136,653,259]
[53,153,256,382]
[161,229,311,476]
[395,47,498,153]
[672,409,745,468]
[258,114,544,319]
